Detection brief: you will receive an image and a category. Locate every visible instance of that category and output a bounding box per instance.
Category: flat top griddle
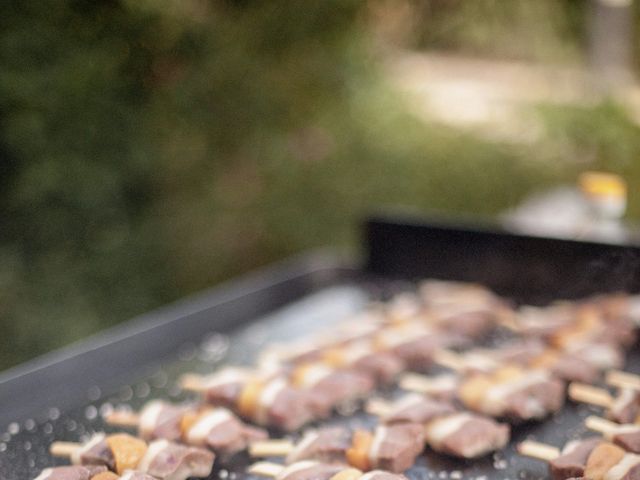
[3,216,640,480]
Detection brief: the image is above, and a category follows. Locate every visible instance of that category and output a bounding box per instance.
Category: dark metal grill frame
[3,213,640,479]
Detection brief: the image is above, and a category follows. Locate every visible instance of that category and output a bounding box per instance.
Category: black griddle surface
[2,280,637,480]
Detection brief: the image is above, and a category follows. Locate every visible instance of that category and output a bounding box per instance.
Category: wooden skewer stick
[568,383,613,408]
[248,461,287,477]
[517,440,560,462]
[50,441,81,458]
[179,374,207,392]
[106,410,141,427]
[585,416,620,435]
[249,439,295,457]
[606,370,640,391]
[398,373,458,395]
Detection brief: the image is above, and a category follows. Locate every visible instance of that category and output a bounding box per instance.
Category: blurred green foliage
[1,0,639,371]
[402,0,587,62]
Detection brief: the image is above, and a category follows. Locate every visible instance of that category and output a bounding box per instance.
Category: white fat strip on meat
[71,433,106,465]
[277,461,321,480]
[137,439,168,473]
[425,413,471,450]
[139,401,166,437]
[255,378,288,425]
[604,424,640,440]
[288,431,321,462]
[605,454,640,480]
[185,409,233,446]
[479,371,550,417]
[367,426,388,466]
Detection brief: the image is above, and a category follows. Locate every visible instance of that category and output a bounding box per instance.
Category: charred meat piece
[549,438,602,480]
[286,427,352,464]
[377,393,456,425]
[424,413,510,459]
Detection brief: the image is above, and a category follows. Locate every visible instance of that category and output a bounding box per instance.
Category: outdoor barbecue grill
[2,214,640,480]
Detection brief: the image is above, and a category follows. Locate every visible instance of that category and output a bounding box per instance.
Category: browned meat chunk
[379,393,455,425]
[277,462,345,480]
[34,466,108,480]
[369,423,425,473]
[350,352,404,384]
[549,438,602,480]
[139,401,191,441]
[262,381,315,431]
[71,434,115,471]
[286,427,352,464]
[424,413,510,459]
[612,427,640,454]
[609,390,640,425]
[141,439,215,480]
[293,366,373,418]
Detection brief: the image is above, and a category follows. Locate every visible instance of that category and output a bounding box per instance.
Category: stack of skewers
[29,280,640,480]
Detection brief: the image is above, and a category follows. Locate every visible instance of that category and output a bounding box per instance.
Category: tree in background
[2,0,637,371]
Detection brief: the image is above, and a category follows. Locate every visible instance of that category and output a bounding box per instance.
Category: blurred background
[2,0,640,371]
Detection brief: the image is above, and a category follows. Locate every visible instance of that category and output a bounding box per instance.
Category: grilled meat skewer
[49,433,214,480]
[248,461,408,480]
[106,401,267,455]
[249,424,424,473]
